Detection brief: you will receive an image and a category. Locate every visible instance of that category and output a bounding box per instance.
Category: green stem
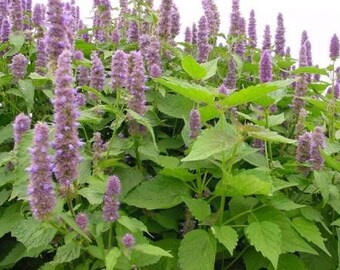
[67,198,76,217]
[134,137,142,171]
[264,109,273,168]
[223,205,267,225]
[107,224,113,252]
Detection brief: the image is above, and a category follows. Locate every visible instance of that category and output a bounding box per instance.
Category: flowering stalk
[90,51,105,92]
[10,54,28,82]
[111,50,129,90]
[197,16,211,63]
[275,13,285,56]
[189,109,201,139]
[10,0,23,33]
[13,113,31,146]
[262,25,271,51]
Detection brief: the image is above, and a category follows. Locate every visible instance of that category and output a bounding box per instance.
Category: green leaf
[211,226,238,255]
[248,129,296,144]
[0,189,11,206]
[178,230,216,270]
[117,216,149,233]
[313,171,335,204]
[0,203,22,238]
[105,248,121,270]
[321,150,340,171]
[182,125,240,162]
[18,79,35,113]
[181,55,207,80]
[243,248,270,270]
[269,254,306,270]
[221,80,295,107]
[9,32,25,50]
[11,218,57,251]
[53,243,81,264]
[157,94,193,119]
[154,77,215,104]
[245,221,282,269]
[86,245,104,260]
[182,197,211,221]
[270,193,305,211]
[292,217,330,256]
[292,66,328,76]
[201,58,219,80]
[124,176,189,210]
[0,123,13,145]
[134,244,173,257]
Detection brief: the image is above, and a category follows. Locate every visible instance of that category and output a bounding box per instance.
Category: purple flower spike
[262,25,271,51]
[76,213,89,231]
[103,175,121,222]
[218,84,228,95]
[189,109,201,139]
[292,76,308,114]
[10,54,28,82]
[185,27,192,43]
[275,13,285,56]
[10,0,23,32]
[147,36,162,77]
[53,50,81,195]
[77,66,90,87]
[35,38,47,76]
[229,0,240,36]
[314,65,321,82]
[334,83,340,99]
[248,10,257,48]
[197,16,211,63]
[128,10,139,43]
[33,4,46,26]
[0,0,8,27]
[299,44,308,67]
[192,23,198,45]
[259,50,272,83]
[330,34,340,60]
[310,127,325,171]
[224,58,237,90]
[90,51,105,92]
[13,113,31,146]
[171,4,180,38]
[122,233,135,249]
[1,17,10,42]
[111,26,120,44]
[296,132,312,174]
[157,0,173,41]
[202,0,220,35]
[111,50,129,90]
[28,122,56,221]
[295,108,307,137]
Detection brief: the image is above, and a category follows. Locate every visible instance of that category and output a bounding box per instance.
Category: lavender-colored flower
[274,13,285,56]
[224,58,237,90]
[330,34,340,60]
[218,84,228,95]
[310,127,325,171]
[13,113,31,146]
[79,20,90,42]
[147,36,162,77]
[10,53,28,82]
[122,233,135,249]
[292,75,308,114]
[90,51,105,91]
[53,50,81,195]
[334,83,340,99]
[111,26,120,44]
[259,50,272,83]
[197,16,211,63]
[202,0,220,36]
[35,38,47,75]
[299,44,308,67]
[184,27,192,43]
[262,25,271,51]
[189,109,201,139]
[314,65,321,82]
[301,30,308,46]
[157,0,173,41]
[46,0,70,71]
[75,92,86,106]
[1,17,10,42]
[192,23,197,45]
[0,0,8,26]
[248,10,257,48]
[10,0,23,32]
[23,0,32,30]
[27,122,56,221]
[295,108,307,137]
[229,0,240,36]
[127,10,139,43]
[111,50,129,89]
[171,4,180,38]
[103,175,121,222]
[99,0,112,27]
[296,132,312,174]
[286,46,291,57]
[252,139,265,154]
[32,4,46,27]
[77,66,90,87]
[76,213,89,231]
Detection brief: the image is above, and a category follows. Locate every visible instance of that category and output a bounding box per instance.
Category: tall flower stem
[264,108,273,168]
[329,60,336,143]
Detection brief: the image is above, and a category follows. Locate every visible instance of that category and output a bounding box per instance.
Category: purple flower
[10,54,28,82]
[35,38,47,76]
[53,50,81,195]
[314,65,321,82]
[13,113,31,146]
[77,66,90,87]
[292,76,308,114]
[122,233,135,249]
[28,122,56,221]
[218,84,228,95]
[229,0,240,36]
[275,13,285,56]
[202,0,220,35]
[248,10,257,48]
[147,36,162,77]
[32,4,46,30]
[157,0,173,41]
[334,83,340,99]
[299,44,308,67]
[262,25,271,51]
[111,26,120,44]
[111,50,129,89]
[90,51,105,92]
[171,4,180,38]
[0,0,8,26]
[296,131,312,174]
[286,46,291,57]
[197,16,211,63]
[189,109,201,139]
[310,127,325,171]
[330,34,340,60]
[103,175,121,222]
[10,0,23,32]
[305,40,312,67]
[224,58,237,90]
[301,30,308,46]
[184,27,192,43]
[192,23,197,45]
[259,50,272,83]
[76,213,89,231]
[252,139,265,154]
[128,10,139,43]
[1,17,10,42]
[295,108,307,137]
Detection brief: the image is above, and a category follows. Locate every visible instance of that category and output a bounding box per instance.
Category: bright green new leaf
[248,129,296,144]
[118,216,149,233]
[9,32,25,50]
[270,193,305,211]
[53,243,81,264]
[182,197,211,221]
[211,226,238,255]
[181,55,207,80]
[201,58,219,80]
[134,244,173,257]
[292,66,328,76]
[157,94,193,119]
[292,217,330,256]
[245,221,282,269]
[178,230,216,270]
[154,77,215,104]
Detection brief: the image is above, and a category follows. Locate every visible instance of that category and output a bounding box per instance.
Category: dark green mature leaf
[243,248,270,270]
[269,254,306,270]
[182,197,211,221]
[221,80,295,107]
[134,244,173,257]
[18,79,35,113]
[321,150,340,171]
[211,226,238,255]
[182,125,240,162]
[53,243,81,264]
[245,221,282,269]
[0,203,23,238]
[157,94,193,119]
[154,77,215,104]
[0,123,13,145]
[181,55,207,80]
[124,176,189,210]
[178,230,216,270]
[292,217,330,256]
